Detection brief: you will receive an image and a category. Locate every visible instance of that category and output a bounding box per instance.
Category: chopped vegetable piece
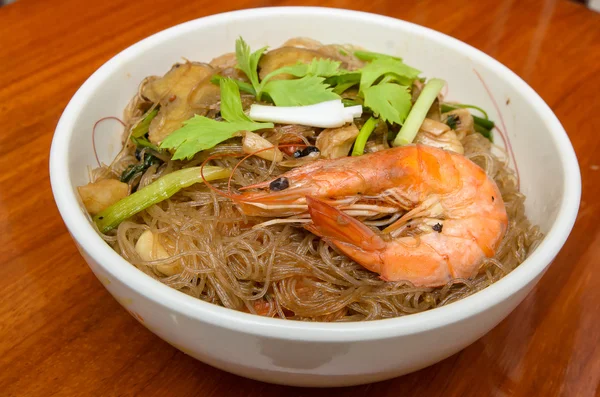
[94,166,231,233]
[354,50,403,62]
[474,124,494,142]
[359,59,421,93]
[120,153,161,183]
[326,72,361,94]
[131,108,159,138]
[160,78,273,160]
[131,136,161,152]
[445,114,459,130]
[260,59,342,88]
[211,75,256,96]
[257,58,344,100]
[441,103,489,120]
[220,76,254,123]
[341,98,362,107]
[441,103,494,130]
[261,75,340,107]
[351,117,378,156]
[249,99,362,128]
[393,78,446,146]
[363,83,412,125]
[235,37,267,94]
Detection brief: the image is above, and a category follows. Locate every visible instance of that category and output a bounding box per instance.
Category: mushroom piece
[442,108,475,140]
[142,62,220,144]
[414,118,464,154]
[315,124,360,159]
[242,131,283,162]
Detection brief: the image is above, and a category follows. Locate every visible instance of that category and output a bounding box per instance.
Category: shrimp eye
[269,177,290,191]
[432,223,443,233]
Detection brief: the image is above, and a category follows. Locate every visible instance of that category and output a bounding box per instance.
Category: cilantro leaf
[363,83,412,125]
[359,59,421,93]
[160,77,273,160]
[160,117,270,160]
[354,50,403,62]
[266,58,342,81]
[235,37,267,93]
[257,58,343,100]
[219,77,252,123]
[211,75,256,96]
[325,72,361,94]
[262,75,340,107]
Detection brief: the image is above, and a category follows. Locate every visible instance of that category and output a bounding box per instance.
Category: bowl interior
[53,8,580,335]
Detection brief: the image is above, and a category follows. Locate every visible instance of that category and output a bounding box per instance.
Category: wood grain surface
[1,0,599,395]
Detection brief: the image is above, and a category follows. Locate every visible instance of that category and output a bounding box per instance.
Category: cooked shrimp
[235,144,508,287]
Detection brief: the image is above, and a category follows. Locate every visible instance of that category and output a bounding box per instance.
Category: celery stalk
[393,78,446,146]
[93,166,231,233]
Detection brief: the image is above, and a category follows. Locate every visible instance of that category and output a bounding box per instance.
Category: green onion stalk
[393,78,446,146]
[94,166,231,233]
[352,117,378,156]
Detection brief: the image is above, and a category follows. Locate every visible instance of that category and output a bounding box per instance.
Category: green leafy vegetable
[326,72,361,94]
[445,114,459,130]
[95,166,230,233]
[261,75,340,107]
[351,117,378,156]
[262,59,342,84]
[120,153,161,184]
[235,37,267,94]
[441,103,494,130]
[131,108,158,138]
[220,77,253,123]
[363,83,412,125]
[234,39,343,107]
[211,75,256,96]
[258,59,344,101]
[341,98,362,107]
[354,50,403,62]
[474,124,494,142]
[441,103,490,120]
[359,59,421,93]
[131,136,161,152]
[393,78,446,146]
[160,78,273,160]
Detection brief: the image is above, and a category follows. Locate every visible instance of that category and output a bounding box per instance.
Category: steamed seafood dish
[78,37,541,321]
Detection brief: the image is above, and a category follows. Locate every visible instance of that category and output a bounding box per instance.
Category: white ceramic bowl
[50,7,581,387]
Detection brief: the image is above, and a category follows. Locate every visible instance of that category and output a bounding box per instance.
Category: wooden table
[1,0,599,395]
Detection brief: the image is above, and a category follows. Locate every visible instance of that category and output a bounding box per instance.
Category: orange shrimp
[235,144,508,287]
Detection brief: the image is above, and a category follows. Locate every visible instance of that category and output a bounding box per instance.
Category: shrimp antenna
[92,117,126,167]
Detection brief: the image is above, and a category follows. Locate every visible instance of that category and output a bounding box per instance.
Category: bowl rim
[49,6,581,342]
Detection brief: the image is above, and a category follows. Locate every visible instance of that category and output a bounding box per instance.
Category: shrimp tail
[305,196,386,275]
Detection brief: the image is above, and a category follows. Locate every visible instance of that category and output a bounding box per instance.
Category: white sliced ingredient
[248,99,363,129]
